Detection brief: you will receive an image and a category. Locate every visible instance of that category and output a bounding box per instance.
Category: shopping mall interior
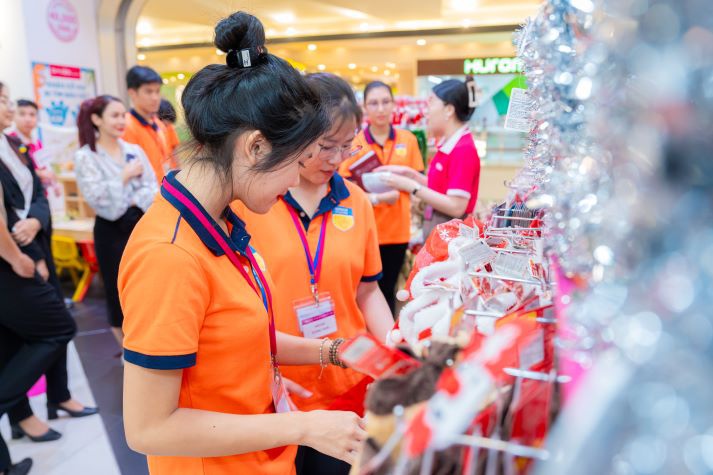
[2,0,712,474]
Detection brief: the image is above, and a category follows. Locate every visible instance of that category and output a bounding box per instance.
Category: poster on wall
[32,62,96,128]
[31,62,96,216]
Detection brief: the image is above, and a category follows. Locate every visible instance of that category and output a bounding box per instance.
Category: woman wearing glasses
[237,73,393,475]
[339,81,424,314]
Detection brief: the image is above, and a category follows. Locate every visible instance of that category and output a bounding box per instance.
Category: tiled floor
[0,284,149,475]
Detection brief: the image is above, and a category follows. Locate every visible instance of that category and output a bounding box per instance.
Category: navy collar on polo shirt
[161,171,251,255]
[283,174,351,230]
[130,109,159,132]
[364,125,395,148]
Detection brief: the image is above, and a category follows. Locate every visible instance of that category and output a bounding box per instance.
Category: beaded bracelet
[329,338,347,368]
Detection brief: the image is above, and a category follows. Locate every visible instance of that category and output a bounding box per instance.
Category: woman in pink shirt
[379,77,480,237]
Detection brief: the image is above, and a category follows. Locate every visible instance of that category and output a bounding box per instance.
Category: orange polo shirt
[340,126,424,246]
[119,171,296,475]
[122,109,170,182]
[235,175,382,412]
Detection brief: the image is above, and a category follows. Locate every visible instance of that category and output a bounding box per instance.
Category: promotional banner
[32,62,96,128]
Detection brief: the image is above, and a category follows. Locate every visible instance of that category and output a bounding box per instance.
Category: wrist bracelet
[318,338,330,379]
[329,338,347,368]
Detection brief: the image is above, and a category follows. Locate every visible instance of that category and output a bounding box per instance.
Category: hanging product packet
[340,333,422,380]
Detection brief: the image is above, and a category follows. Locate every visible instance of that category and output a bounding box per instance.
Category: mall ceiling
[137,0,541,48]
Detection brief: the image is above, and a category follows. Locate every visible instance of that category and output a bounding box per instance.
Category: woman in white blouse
[75,96,158,347]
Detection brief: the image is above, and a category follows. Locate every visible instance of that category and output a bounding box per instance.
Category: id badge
[294,292,337,339]
[271,371,295,414]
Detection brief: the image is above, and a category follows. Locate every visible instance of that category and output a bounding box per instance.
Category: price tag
[459,223,476,239]
[458,239,497,269]
[493,253,531,279]
[504,88,534,132]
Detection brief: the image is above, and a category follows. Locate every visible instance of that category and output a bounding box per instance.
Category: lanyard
[285,201,329,304]
[163,179,279,369]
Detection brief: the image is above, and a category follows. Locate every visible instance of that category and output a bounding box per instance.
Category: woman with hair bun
[119,12,365,475]
[379,76,481,238]
[74,95,158,348]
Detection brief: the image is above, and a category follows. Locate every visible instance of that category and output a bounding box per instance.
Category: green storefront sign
[463,57,523,75]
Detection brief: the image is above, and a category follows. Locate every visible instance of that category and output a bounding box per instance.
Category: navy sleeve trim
[361,272,383,283]
[123,349,196,370]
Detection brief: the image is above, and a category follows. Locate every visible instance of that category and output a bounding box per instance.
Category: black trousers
[0,266,76,471]
[94,207,143,328]
[295,446,350,475]
[378,243,408,315]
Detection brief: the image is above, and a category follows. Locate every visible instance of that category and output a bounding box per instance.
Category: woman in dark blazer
[0,81,89,475]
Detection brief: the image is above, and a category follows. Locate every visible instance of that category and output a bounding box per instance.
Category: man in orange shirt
[122,66,171,182]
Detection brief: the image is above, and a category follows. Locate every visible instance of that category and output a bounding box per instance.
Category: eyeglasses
[317,143,363,160]
[0,96,15,109]
[365,99,394,110]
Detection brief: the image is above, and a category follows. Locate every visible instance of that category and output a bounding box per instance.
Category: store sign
[32,62,96,127]
[463,57,523,75]
[47,0,80,43]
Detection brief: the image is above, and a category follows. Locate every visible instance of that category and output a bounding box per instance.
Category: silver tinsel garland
[509,0,713,473]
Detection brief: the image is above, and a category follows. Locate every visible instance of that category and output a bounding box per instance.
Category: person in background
[122,66,170,182]
[7,100,54,186]
[378,77,481,239]
[75,95,158,348]
[0,81,78,475]
[237,73,393,475]
[157,98,180,170]
[339,81,424,314]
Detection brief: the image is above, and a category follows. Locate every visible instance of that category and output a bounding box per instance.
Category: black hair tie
[226,46,268,69]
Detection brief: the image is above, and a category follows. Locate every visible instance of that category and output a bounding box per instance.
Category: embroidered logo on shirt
[435,162,444,172]
[332,206,354,232]
[395,143,407,157]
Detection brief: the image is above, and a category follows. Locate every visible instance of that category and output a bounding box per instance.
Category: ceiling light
[267,28,277,37]
[360,22,370,31]
[386,62,396,69]
[384,70,391,76]
[177,73,185,80]
[308,44,317,51]
[286,27,297,35]
[348,63,357,70]
[137,53,146,61]
[449,0,478,13]
[272,12,296,24]
[416,39,427,46]
[371,66,378,72]
[137,19,153,35]
[428,75,443,84]
[317,64,326,71]
[162,78,169,85]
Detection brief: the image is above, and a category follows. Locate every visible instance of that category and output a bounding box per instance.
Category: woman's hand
[283,377,313,399]
[122,160,144,183]
[12,253,35,278]
[375,164,420,181]
[36,259,50,281]
[12,218,41,246]
[380,172,418,193]
[300,410,367,464]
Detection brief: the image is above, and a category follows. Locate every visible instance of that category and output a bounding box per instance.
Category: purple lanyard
[284,200,329,303]
[163,178,279,367]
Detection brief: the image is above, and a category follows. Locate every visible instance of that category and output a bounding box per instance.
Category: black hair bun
[215,11,266,53]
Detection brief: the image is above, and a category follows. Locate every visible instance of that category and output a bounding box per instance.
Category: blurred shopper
[339,81,424,314]
[0,81,77,475]
[75,95,158,348]
[378,77,481,238]
[157,98,180,169]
